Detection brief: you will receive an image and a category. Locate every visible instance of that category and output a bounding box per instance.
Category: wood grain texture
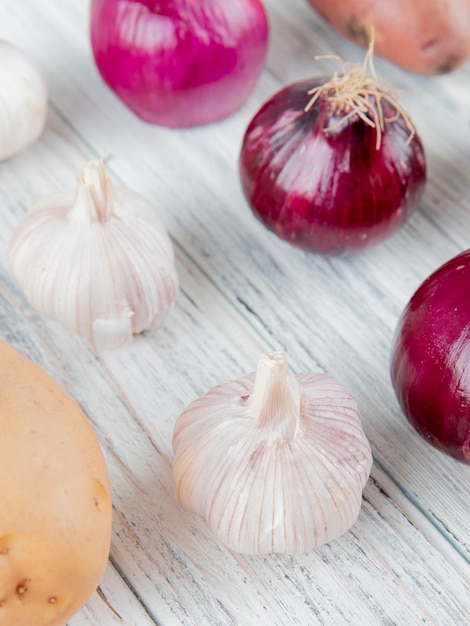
[0,0,469,624]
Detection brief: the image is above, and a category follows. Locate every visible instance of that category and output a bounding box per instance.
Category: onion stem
[305,39,416,150]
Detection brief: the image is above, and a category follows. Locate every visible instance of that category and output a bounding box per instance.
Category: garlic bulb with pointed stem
[172,352,372,555]
[0,40,48,161]
[9,160,178,351]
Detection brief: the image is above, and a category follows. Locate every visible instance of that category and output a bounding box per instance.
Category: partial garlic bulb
[9,160,178,351]
[172,352,372,555]
[0,40,47,161]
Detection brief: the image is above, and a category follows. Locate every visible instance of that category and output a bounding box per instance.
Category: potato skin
[0,340,112,626]
[307,0,470,75]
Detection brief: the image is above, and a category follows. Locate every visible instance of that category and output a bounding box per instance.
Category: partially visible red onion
[391,251,470,464]
[90,0,269,128]
[239,48,426,255]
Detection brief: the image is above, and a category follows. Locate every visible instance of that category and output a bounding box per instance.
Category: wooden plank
[0,0,469,624]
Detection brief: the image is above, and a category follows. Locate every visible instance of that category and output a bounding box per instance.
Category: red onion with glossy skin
[90,0,269,128]
[239,54,426,255]
[391,251,470,464]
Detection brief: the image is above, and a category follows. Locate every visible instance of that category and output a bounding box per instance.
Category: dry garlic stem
[172,352,372,555]
[306,40,415,150]
[9,160,178,351]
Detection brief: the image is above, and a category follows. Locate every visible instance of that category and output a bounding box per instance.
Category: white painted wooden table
[1,1,470,624]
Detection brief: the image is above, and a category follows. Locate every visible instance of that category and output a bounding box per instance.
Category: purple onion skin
[239,78,426,255]
[90,0,269,129]
[391,251,470,463]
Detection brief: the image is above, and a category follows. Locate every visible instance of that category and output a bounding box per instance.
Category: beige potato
[307,0,470,75]
[0,340,112,626]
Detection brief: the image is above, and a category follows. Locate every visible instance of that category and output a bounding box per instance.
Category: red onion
[391,251,470,464]
[89,0,269,128]
[239,48,426,255]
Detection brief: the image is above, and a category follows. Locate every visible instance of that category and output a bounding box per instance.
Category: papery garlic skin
[172,352,372,555]
[0,41,47,161]
[9,160,178,351]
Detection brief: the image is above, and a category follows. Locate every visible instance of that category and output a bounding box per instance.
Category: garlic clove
[0,40,48,161]
[92,309,134,352]
[8,160,178,351]
[172,352,372,555]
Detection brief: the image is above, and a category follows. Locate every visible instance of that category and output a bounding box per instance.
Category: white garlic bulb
[9,160,178,351]
[172,352,372,555]
[0,40,47,161]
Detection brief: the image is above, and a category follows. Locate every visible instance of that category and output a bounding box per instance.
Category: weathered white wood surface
[1,1,470,624]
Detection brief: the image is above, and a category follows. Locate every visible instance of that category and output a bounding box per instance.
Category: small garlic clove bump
[92,310,134,352]
[172,353,372,555]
